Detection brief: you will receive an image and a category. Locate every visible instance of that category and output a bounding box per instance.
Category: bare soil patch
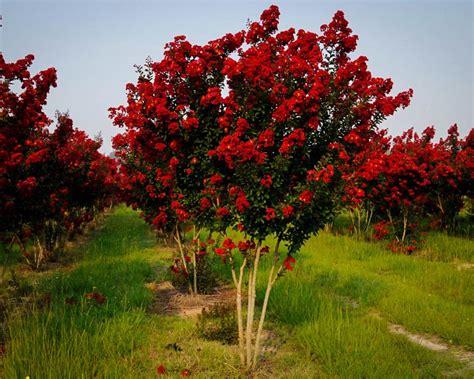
[147,281,236,318]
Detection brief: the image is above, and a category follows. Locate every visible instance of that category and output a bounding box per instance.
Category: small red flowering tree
[1,54,57,258]
[51,113,119,241]
[111,6,412,368]
[426,125,474,230]
[334,128,391,237]
[1,54,118,269]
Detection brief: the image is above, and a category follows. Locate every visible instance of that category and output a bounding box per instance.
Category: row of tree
[0,54,118,269]
[340,125,473,252]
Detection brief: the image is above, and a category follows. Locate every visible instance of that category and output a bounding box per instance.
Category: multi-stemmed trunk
[174,224,203,295]
[174,225,193,295]
[229,239,283,370]
[349,205,374,238]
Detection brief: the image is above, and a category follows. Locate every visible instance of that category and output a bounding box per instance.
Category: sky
[1,0,472,154]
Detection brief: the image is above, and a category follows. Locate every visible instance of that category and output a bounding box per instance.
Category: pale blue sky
[1,0,472,153]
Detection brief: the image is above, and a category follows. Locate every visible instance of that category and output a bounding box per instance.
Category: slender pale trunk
[365,207,374,233]
[174,225,193,295]
[401,210,408,243]
[34,235,45,269]
[349,210,355,234]
[387,210,398,241]
[245,264,254,367]
[230,256,247,366]
[252,239,281,367]
[437,194,444,214]
[245,243,262,368]
[356,207,362,237]
[192,225,198,294]
[192,252,197,294]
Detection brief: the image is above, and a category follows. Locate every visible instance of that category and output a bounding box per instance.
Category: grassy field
[1,205,472,378]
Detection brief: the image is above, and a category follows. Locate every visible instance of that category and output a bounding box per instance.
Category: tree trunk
[230,256,247,366]
[252,239,281,368]
[174,225,193,295]
[245,243,262,368]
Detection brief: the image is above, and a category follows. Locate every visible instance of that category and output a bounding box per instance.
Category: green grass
[298,233,474,348]
[295,313,457,378]
[421,232,474,262]
[1,206,472,378]
[1,205,168,378]
[210,228,472,377]
[267,264,464,377]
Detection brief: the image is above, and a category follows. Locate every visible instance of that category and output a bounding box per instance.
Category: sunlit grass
[210,226,472,376]
[2,205,168,378]
[2,206,472,378]
[259,230,472,376]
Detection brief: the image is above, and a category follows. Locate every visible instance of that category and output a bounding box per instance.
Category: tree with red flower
[1,54,118,269]
[110,5,412,369]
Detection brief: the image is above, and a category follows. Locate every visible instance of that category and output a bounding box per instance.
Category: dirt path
[370,311,474,375]
[388,323,474,376]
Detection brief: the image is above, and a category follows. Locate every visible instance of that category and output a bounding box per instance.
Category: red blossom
[283,256,296,271]
[238,240,250,251]
[216,207,230,217]
[298,190,313,204]
[260,175,272,188]
[200,197,212,210]
[223,238,236,250]
[235,194,250,213]
[157,365,167,375]
[265,207,276,221]
[282,205,294,218]
[210,174,223,185]
[16,177,37,195]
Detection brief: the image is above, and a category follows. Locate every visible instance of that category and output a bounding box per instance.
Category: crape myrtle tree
[335,128,391,237]
[111,6,412,369]
[427,125,474,230]
[338,125,474,252]
[0,54,118,270]
[376,127,452,249]
[380,126,472,249]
